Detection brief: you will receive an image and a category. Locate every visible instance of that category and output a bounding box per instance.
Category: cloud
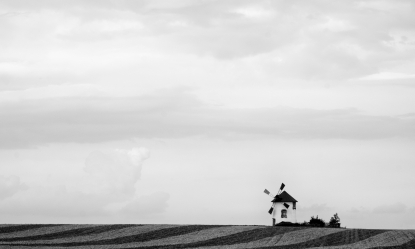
[347,202,411,215]
[301,203,335,215]
[0,186,109,217]
[1,0,415,91]
[359,72,415,81]
[349,206,371,214]
[84,147,150,197]
[341,204,415,229]
[1,89,415,149]
[120,192,170,216]
[373,202,407,214]
[0,175,27,200]
[0,147,169,218]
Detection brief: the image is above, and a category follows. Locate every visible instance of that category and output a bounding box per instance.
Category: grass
[0,224,61,235]
[0,224,414,248]
[0,224,135,242]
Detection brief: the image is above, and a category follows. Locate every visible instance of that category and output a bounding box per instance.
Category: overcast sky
[1,0,415,229]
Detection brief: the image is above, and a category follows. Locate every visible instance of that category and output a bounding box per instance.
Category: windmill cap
[271,191,298,203]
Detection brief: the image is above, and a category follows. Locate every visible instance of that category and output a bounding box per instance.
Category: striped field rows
[0,224,414,248]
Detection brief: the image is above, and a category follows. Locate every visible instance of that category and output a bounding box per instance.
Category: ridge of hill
[0,224,414,248]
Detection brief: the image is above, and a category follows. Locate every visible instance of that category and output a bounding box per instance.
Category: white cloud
[0,147,169,219]
[232,6,275,19]
[120,192,170,216]
[1,89,415,149]
[0,175,27,200]
[313,17,356,32]
[1,0,414,88]
[0,186,109,217]
[84,148,150,196]
[373,202,407,214]
[359,72,415,81]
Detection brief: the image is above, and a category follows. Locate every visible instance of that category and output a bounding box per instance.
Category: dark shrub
[276,221,309,227]
[300,221,309,226]
[309,215,325,227]
[329,213,341,228]
[276,222,296,226]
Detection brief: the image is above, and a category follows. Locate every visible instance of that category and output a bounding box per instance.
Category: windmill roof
[271,191,297,203]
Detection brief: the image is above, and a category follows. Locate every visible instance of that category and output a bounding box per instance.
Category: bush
[275,222,298,227]
[276,215,337,228]
[300,221,309,226]
[329,213,341,228]
[275,221,310,227]
[309,215,325,227]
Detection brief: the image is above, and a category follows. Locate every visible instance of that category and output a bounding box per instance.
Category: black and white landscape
[1,0,415,231]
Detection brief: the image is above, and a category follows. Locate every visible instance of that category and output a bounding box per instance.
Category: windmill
[264,183,298,226]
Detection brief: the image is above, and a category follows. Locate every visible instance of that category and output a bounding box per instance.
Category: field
[0,224,414,248]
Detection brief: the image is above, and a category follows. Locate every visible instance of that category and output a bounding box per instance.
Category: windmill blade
[283,203,290,209]
[276,183,285,195]
[264,189,274,197]
[268,203,276,214]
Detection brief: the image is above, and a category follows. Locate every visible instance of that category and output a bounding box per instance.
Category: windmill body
[264,184,298,226]
[271,191,297,224]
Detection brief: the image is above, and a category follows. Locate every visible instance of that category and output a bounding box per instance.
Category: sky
[1,0,415,229]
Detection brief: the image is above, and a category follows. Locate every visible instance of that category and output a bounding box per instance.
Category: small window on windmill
[281,209,287,218]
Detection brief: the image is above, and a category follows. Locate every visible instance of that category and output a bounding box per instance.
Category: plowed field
[0,224,414,248]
